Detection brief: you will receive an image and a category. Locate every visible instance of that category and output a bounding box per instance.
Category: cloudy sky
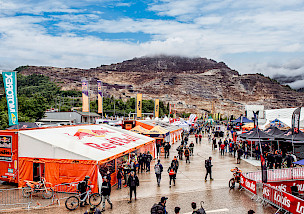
[1,0,304,85]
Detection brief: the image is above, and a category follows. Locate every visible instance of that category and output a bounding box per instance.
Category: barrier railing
[0,181,81,211]
[243,167,304,183]
[0,188,31,211]
[262,183,304,214]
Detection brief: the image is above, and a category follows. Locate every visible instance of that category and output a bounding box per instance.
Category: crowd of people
[81,122,299,213]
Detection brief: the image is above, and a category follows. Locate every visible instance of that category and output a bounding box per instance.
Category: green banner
[2,72,19,126]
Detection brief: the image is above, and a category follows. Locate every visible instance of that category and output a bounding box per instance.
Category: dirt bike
[229,170,241,189]
[22,177,54,199]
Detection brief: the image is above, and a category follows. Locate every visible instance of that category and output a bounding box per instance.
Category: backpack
[151,203,164,214]
[77,181,87,192]
[155,164,161,174]
[169,168,175,176]
[205,159,209,168]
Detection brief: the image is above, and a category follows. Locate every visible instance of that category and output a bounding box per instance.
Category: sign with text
[0,136,12,161]
[240,174,257,194]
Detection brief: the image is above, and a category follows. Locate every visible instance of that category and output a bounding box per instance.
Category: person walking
[171,156,179,172]
[199,133,202,144]
[138,153,144,173]
[189,141,194,156]
[117,168,123,189]
[156,142,161,158]
[220,142,225,156]
[146,151,152,172]
[164,142,171,158]
[218,139,222,151]
[195,133,198,144]
[123,162,130,186]
[212,137,217,150]
[127,171,139,203]
[168,163,177,187]
[184,146,190,163]
[205,157,213,181]
[237,147,243,164]
[100,176,113,211]
[154,160,163,186]
[177,145,183,160]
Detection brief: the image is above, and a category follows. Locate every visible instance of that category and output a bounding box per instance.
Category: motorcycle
[229,168,242,189]
[22,177,54,199]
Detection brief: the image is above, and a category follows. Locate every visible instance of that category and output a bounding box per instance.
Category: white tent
[19,124,155,161]
[162,116,169,123]
[265,108,304,128]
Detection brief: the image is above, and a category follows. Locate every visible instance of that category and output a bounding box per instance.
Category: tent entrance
[33,163,45,181]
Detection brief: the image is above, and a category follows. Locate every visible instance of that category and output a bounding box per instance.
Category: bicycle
[65,187,101,211]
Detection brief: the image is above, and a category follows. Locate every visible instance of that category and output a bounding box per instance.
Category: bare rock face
[19,56,304,116]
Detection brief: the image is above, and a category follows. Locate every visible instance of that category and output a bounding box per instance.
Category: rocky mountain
[272,74,304,92]
[18,56,304,116]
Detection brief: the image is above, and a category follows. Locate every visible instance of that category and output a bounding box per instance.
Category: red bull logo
[68,128,114,140]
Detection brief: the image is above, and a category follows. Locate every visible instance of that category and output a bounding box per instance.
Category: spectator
[127,171,139,203]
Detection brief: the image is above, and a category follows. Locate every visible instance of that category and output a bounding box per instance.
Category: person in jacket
[154,160,164,186]
[164,142,171,158]
[117,168,123,189]
[189,141,194,156]
[205,157,213,181]
[78,176,90,207]
[184,146,190,163]
[168,163,177,187]
[146,151,153,172]
[127,171,139,203]
[171,156,179,172]
[101,176,112,211]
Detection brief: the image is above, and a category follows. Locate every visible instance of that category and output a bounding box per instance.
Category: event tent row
[0,124,155,192]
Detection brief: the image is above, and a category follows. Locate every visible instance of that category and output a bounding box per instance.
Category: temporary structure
[130,125,148,134]
[0,124,155,192]
[232,116,253,123]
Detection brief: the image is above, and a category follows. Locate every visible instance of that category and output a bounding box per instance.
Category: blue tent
[232,116,253,123]
[294,159,304,165]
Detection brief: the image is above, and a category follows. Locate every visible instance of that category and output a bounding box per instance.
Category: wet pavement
[1,136,278,214]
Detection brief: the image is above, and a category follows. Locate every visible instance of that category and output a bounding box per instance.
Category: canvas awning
[239,128,274,140]
[144,125,169,135]
[276,129,304,142]
[18,124,155,162]
[232,116,253,123]
[130,125,148,134]
[264,126,285,138]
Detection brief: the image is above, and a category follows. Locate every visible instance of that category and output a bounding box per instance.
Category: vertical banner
[154,99,159,118]
[169,104,172,115]
[82,79,89,112]
[2,72,19,126]
[173,104,176,118]
[136,93,142,118]
[292,107,301,134]
[97,80,103,114]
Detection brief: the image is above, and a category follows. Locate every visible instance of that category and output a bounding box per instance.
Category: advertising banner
[0,136,12,161]
[136,94,142,118]
[97,80,103,114]
[82,79,89,112]
[2,72,19,126]
[292,107,301,134]
[240,174,257,194]
[268,180,304,194]
[263,183,304,213]
[169,104,171,115]
[154,99,159,118]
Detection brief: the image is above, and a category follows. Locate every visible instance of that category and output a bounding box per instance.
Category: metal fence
[243,167,304,183]
[0,182,81,211]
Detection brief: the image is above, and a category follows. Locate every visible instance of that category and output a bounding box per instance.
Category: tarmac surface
[1,136,278,214]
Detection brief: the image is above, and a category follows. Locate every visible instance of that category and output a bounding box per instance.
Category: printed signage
[240,174,257,194]
[0,136,12,161]
[2,72,19,126]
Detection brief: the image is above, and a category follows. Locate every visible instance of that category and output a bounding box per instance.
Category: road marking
[184,208,229,214]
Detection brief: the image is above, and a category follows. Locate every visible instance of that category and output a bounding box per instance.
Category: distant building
[39,111,101,125]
